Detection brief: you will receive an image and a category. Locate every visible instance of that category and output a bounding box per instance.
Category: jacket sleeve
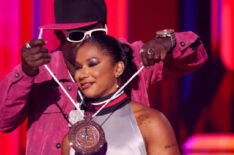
[0,64,34,132]
[120,31,208,89]
[160,31,208,79]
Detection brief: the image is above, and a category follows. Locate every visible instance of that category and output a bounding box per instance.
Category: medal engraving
[68,112,105,154]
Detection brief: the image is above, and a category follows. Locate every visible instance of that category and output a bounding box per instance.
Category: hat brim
[39,21,98,30]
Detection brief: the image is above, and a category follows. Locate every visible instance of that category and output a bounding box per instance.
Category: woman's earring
[116,84,119,89]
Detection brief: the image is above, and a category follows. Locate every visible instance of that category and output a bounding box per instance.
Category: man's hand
[21,39,51,76]
[140,37,174,66]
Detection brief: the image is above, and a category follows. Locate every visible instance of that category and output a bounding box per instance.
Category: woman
[62,35,180,155]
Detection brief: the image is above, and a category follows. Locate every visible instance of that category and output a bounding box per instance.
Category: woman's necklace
[68,112,105,154]
[68,90,125,154]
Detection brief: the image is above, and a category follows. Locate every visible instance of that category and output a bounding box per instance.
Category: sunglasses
[65,25,108,43]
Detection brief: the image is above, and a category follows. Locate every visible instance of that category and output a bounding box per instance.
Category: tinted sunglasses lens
[91,30,107,36]
[68,31,84,41]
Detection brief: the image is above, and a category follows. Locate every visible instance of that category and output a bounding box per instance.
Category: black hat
[40,0,107,30]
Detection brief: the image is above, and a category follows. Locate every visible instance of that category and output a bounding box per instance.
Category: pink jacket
[0,32,207,155]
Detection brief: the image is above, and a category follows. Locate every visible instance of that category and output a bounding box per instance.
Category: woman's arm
[131,102,181,155]
[61,134,71,155]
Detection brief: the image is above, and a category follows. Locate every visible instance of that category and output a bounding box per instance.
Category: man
[0,0,207,154]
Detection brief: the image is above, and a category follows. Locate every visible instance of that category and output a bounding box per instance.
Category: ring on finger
[147,48,154,55]
[26,42,31,48]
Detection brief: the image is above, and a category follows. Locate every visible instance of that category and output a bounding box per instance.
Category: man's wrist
[22,64,39,77]
[156,29,176,53]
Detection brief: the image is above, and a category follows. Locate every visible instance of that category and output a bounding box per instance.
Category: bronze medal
[68,112,105,154]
